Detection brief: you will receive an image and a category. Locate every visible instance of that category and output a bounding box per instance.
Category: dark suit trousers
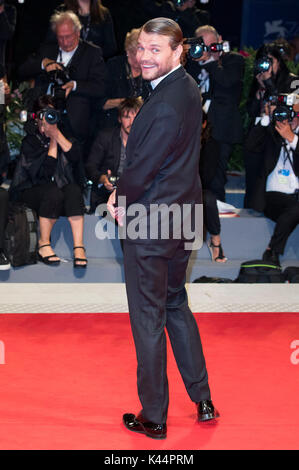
[0,187,8,250]
[264,191,299,254]
[123,239,211,424]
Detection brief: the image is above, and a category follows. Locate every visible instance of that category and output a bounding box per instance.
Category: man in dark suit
[186,25,244,202]
[86,97,143,213]
[108,18,219,440]
[18,10,106,146]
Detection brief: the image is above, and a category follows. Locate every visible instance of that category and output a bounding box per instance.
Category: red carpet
[0,312,299,450]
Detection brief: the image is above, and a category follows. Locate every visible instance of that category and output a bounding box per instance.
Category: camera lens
[45,110,58,124]
[190,44,205,59]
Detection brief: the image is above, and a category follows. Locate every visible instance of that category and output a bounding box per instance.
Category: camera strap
[80,15,91,41]
[281,139,297,173]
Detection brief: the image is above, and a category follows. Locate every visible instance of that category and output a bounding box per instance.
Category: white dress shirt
[266,129,299,194]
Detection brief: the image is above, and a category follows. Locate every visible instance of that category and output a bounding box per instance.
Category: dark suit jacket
[18,39,107,140]
[86,126,121,185]
[186,52,244,144]
[247,123,299,213]
[116,66,202,244]
[0,4,16,71]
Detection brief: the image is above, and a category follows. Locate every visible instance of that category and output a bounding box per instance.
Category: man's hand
[0,4,4,14]
[275,120,295,143]
[256,66,272,88]
[41,121,59,140]
[42,58,63,73]
[62,81,75,98]
[100,169,114,192]
[107,189,125,226]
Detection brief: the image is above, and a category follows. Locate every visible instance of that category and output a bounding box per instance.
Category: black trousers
[0,187,8,250]
[209,142,233,203]
[123,239,211,424]
[264,191,299,254]
[203,189,221,236]
[20,182,85,219]
[243,148,264,209]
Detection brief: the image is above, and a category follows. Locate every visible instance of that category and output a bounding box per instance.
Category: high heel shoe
[38,244,60,265]
[208,239,227,263]
[73,246,88,268]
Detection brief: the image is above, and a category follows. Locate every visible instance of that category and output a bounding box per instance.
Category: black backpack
[283,266,299,283]
[235,259,285,283]
[4,203,38,267]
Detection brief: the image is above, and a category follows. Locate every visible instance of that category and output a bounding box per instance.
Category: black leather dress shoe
[123,413,167,439]
[197,400,220,422]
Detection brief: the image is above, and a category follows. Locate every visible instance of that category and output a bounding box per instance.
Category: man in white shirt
[261,106,299,265]
[18,11,106,148]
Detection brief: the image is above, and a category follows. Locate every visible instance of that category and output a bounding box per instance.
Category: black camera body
[108,175,119,188]
[185,36,230,60]
[268,94,299,123]
[254,55,273,75]
[47,65,71,110]
[272,105,294,123]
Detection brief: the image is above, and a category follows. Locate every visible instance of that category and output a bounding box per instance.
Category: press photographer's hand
[62,81,75,98]
[275,120,295,143]
[256,66,272,87]
[41,120,59,140]
[100,169,114,192]
[42,59,64,73]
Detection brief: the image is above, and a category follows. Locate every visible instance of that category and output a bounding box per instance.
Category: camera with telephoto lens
[20,107,61,125]
[37,107,60,124]
[184,36,230,60]
[268,93,299,107]
[254,55,273,75]
[47,65,71,110]
[268,93,299,123]
[108,175,119,188]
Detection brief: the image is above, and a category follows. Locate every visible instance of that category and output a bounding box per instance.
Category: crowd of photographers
[0,0,299,271]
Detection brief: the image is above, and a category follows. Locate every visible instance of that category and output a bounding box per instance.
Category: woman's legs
[38,217,60,262]
[63,183,87,266]
[68,215,87,265]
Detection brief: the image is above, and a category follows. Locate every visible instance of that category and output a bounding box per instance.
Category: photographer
[244,43,298,208]
[86,97,143,213]
[185,24,244,202]
[0,64,10,182]
[248,100,299,266]
[99,28,149,129]
[18,10,106,151]
[0,65,10,270]
[0,0,17,73]
[10,95,87,268]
